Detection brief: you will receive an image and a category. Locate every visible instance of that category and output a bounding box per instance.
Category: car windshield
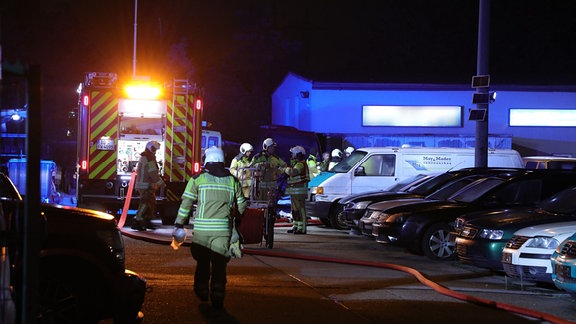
[538,186,576,214]
[385,174,429,192]
[425,176,486,201]
[448,178,506,203]
[331,150,367,173]
[409,172,455,195]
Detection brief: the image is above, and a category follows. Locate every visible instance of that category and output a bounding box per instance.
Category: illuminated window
[362,105,462,127]
[509,109,576,126]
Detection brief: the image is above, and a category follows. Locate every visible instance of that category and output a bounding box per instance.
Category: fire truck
[75,72,204,224]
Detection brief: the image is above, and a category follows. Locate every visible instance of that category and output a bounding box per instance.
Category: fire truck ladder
[169,79,191,182]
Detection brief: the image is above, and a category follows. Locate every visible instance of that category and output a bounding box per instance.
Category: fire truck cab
[75,72,203,224]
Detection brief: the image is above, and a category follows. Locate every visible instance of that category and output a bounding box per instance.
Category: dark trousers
[135,188,156,221]
[190,243,230,302]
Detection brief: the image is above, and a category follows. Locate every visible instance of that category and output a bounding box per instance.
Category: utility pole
[132,0,138,78]
[474,0,490,167]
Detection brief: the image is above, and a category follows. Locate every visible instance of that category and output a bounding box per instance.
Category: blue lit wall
[272,72,576,156]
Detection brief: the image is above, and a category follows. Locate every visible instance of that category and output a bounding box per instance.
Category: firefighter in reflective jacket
[307,152,320,179]
[229,143,254,199]
[173,146,247,309]
[282,146,309,234]
[252,138,287,211]
[132,141,166,231]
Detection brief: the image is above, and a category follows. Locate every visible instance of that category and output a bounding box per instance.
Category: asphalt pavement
[119,218,576,324]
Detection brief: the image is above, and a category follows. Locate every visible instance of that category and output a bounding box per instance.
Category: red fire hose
[243,247,574,324]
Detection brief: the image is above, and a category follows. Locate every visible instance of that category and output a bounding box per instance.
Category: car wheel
[37,260,106,324]
[421,223,456,261]
[329,204,349,230]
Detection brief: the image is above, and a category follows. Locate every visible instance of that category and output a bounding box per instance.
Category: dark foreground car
[0,172,145,323]
[369,170,576,261]
[454,185,576,272]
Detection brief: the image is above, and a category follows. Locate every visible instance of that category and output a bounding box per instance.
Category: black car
[368,169,576,261]
[342,167,523,233]
[360,171,509,237]
[339,173,435,232]
[0,172,146,323]
[454,185,576,272]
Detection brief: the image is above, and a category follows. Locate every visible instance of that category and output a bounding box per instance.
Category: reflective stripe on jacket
[285,160,309,195]
[175,171,247,256]
[135,151,163,190]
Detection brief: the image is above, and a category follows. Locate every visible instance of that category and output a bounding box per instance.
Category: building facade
[272,72,576,157]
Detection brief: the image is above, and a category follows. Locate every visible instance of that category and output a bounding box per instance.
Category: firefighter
[328,148,343,170]
[319,152,330,171]
[229,143,254,199]
[173,146,247,309]
[252,138,287,213]
[307,148,320,179]
[282,146,309,234]
[132,140,166,231]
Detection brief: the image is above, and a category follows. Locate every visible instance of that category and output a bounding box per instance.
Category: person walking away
[132,141,166,231]
[252,138,287,215]
[172,146,247,309]
[328,148,343,170]
[229,143,254,199]
[282,146,310,234]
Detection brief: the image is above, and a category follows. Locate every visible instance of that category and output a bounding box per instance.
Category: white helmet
[345,146,354,155]
[146,141,161,153]
[290,145,306,158]
[240,143,253,154]
[204,146,225,164]
[331,148,342,159]
[262,138,277,150]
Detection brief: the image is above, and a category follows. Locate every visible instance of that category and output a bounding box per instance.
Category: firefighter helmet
[146,141,161,153]
[290,145,306,158]
[331,149,342,159]
[345,146,355,155]
[262,138,277,150]
[240,143,253,154]
[204,146,225,164]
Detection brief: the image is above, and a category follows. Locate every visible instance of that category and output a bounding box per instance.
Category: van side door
[351,153,396,193]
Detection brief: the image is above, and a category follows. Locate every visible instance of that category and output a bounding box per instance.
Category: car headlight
[351,201,371,210]
[478,229,504,240]
[316,186,323,195]
[386,212,409,223]
[362,209,381,220]
[526,236,559,249]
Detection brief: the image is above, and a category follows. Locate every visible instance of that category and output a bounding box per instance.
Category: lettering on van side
[407,156,454,170]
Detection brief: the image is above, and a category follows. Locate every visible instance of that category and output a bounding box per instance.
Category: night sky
[2,0,576,168]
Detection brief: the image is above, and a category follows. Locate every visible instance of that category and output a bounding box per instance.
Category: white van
[307,146,524,226]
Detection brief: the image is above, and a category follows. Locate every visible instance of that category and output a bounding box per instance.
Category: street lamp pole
[132,0,138,78]
[475,0,490,167]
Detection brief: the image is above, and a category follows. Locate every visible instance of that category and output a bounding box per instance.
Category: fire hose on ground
[242,247,574,324]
